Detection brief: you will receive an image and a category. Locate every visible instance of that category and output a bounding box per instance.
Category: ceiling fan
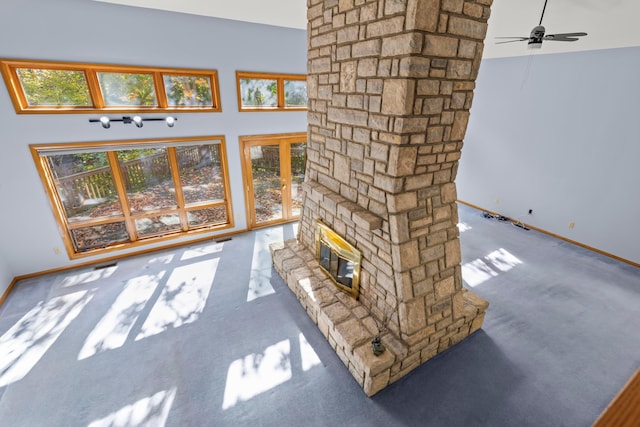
[496,0,587,49]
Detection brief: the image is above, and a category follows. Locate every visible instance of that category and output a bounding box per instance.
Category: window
[240,133,307,228]
[31,136,233,258]
[0,59,221,113]
[236,72,307,111]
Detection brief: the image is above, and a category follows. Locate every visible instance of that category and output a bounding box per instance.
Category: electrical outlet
[495,198,500,205]
[568,221,575,229]
[53,247,61,255]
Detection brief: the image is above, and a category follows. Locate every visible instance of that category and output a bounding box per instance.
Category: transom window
[236,71,307,111]
[31,136,233,258]
[1,59,221,113]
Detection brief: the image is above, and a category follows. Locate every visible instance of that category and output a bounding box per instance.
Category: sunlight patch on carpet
[299,332,321,372]
[78,272,164,360]
[457,222,472,233]
[60,267,117,288]
[247,228,283,302]
[0,290,93,387]
[462,248,522,287]
[180,242,224,261]
[88,387,176,427]
[222,339,292,410]
[136,259,218,340]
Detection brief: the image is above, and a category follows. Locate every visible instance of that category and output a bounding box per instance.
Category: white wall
[0,0,307,292]
[458,46,640,264]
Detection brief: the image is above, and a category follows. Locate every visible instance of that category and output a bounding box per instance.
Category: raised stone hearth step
[271,239,488,396]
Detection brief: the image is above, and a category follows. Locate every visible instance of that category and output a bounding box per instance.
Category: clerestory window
[30,136,233,258]
[0,59,221,113]
[236,71,307,111]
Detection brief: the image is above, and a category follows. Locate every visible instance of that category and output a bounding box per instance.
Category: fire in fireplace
[315,221,361,298]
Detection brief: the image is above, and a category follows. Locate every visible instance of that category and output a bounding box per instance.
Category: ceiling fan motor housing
[528,25,545,48]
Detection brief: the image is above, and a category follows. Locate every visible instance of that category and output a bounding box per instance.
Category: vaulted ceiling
[92,0,640,58]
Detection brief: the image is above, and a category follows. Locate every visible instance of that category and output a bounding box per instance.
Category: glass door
[241,133,306,229]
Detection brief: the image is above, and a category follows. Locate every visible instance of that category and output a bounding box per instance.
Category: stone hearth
[271,0,493,395]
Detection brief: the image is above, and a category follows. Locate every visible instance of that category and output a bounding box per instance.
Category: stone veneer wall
[272,0,493,396]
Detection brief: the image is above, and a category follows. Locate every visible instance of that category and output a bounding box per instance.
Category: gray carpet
[0,204,638,426]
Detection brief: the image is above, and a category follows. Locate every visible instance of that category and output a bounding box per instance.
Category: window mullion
[155,71,168,109]
[277,78,285,108]
[107,151,137,241]
[85,68,105,109]
[167,147,189,231]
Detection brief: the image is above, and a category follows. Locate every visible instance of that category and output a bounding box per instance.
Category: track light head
[99,116,110,129]
[90,115,176,128]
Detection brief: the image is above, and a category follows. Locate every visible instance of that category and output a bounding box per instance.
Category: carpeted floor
[0,204,638,426]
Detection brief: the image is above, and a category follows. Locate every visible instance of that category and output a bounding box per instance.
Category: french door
[240,133,306,229]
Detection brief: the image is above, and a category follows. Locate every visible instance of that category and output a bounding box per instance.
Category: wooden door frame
[239,132,306,230]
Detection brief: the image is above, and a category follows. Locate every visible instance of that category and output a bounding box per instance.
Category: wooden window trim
[236,71,307,112]
[1,59,222,114]
[30,136,233,259]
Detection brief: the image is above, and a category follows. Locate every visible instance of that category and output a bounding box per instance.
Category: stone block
[387,192,418,213]
[448,16,488,40]
[313,287,338,307]
[323,301,353,324]
[447,59,473,80]
[373,173,404,193]
[364,368,391,397]
[352,39,382,58]
[334,317,371,349]
[442,0,463,13]
[433,205,452,222]
[352,209,383,231]
[388,213,410,244]
[470,312,486,334]
[385,0,407,15]
[451,110,470,140]
[464,289,490,312]
[366,16,405,38]
[423,244,445,263]
[445,239,462,268]
[334,153,351,184]
[340,60,357,92]
[394,117,429,134]
[381,33,423,57]
[406,0,439,32]
[398,297,427,335]
[381,79,414,115]
[328,107,369,127]
[463,2,485,19]
[434,276,455,299]
[353,341,395,377]
[399,57,431,78]
[392,240,420,271]
[423,34,459,57]
[452,291,465,320]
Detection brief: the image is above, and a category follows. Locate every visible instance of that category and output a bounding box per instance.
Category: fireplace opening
[315,221,361,298]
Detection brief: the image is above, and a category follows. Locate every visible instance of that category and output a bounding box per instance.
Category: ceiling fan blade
[545,32,588,39]
[496,39,529,44]
[495,37,529,45]
[544,35,584,42]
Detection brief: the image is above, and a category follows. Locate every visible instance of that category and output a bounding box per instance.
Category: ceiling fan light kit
[495,0,587,48]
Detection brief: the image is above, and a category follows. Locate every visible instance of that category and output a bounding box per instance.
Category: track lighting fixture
[89,115,178,129]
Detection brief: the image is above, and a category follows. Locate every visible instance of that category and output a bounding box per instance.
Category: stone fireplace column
[272,0,492,396]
